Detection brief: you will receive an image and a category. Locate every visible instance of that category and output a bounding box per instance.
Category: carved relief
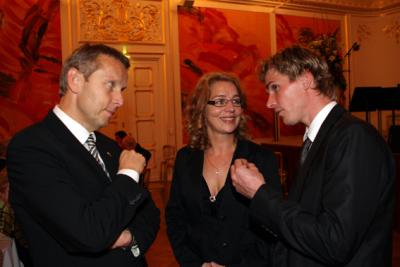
[79,0,162,43]
[383,19,400,44]
[356,24,371,43]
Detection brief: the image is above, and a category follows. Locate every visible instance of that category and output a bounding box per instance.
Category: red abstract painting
[0,0,61,141]
[178,6,273,142]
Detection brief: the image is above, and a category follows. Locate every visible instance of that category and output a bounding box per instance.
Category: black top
[165,139,281,267]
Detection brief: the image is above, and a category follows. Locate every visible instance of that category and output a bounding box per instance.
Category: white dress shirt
[304,101,337,143]
[53,106,139,182]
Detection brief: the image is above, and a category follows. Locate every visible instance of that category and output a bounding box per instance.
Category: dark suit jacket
[165,139,281,267]
[251,105,395,267]
[7,111,160,267]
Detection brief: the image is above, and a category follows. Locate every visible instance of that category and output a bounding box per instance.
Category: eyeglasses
[207,98,242,107]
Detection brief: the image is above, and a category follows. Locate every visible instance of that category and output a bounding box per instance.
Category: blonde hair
[259,45,337,100]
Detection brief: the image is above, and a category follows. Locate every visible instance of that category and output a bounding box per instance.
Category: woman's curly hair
[186,72,248,150]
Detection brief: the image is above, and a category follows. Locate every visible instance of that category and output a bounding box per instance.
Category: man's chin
[96,119,110,130]
[281,117,296,126]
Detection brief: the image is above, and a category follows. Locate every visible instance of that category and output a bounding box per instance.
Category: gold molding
[291,0,400,12]
[78,0,163,43]
[201,0,400,14]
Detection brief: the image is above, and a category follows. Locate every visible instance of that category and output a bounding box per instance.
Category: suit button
[219,215,225,220]
[222,242,227,247]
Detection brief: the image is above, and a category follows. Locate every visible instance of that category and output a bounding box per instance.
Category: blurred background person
[114,130,127,148]
[0,139,32,266]
[166,72,281,267]
[115,130,151,164]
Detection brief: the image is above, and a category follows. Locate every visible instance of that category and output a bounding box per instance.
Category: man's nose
[113,90,124,107]
[266,93,276,109]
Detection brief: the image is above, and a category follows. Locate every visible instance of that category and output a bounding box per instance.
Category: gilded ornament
[356,24,371,43]
[79,0,162,43]
[383,20,400,44]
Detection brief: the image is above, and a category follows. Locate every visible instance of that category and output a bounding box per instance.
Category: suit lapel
[232,140,249,161]
[43,111,111,184]
[289,105,346,201]
[186,149,206,212]
[226,140,252,203]
[229,140,249,186]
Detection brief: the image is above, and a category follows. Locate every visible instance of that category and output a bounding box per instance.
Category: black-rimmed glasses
[207,98,242,107]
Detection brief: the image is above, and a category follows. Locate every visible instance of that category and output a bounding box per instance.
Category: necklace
[205,156,223,202]
[204,145,235,202]
[205,154,228,175]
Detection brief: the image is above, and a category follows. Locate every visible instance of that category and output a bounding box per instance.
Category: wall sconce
[122,45,130,59]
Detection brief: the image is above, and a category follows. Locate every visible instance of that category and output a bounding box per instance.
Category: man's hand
[202,262,225,267]
[119,150,146,173]
[111,229,132,249]
[210,262,225,267]
[230,159,266,199]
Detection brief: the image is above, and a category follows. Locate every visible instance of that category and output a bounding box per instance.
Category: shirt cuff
[117,169,139,183]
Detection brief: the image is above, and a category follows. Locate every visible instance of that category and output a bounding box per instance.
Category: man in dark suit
[231,46,395,266]
[6,44,160,267]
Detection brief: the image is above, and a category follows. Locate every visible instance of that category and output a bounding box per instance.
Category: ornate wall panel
[137,120,155,145]
[136,91,154,117]
[134,67,154,87]
[78,0,163,43]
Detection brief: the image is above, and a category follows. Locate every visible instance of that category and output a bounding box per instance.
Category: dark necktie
[85,133,111,180]
[300,137,312,165]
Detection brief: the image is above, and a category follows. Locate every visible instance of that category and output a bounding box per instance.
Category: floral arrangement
[298,27,347,91]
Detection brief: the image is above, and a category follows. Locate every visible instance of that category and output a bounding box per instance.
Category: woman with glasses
[165,72,281,267]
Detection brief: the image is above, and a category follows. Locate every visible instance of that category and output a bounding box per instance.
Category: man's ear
[300,71,315,90]
[66,68,83,94]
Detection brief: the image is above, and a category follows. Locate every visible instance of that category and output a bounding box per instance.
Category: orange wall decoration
[0,0,62,141]
[178,6,273,141]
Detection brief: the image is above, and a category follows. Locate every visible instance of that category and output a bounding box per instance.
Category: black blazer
[166,139,281,267]
[7,111,160,267]
[251,105,395,267]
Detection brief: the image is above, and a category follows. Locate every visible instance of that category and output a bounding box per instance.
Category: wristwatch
[129,235,140,257]
[122,231,140,257]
